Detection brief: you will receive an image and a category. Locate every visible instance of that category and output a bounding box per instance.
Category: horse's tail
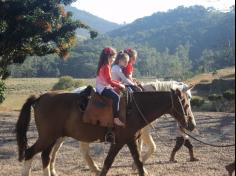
[16,95,38,162]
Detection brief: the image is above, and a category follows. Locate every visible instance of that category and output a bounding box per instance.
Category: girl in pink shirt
[96,47,126,127]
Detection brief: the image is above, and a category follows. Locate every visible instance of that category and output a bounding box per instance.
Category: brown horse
[16,86,196,176]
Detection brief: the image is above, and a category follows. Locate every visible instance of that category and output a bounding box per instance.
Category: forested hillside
[65,6,121,38]
[10,6,235,79]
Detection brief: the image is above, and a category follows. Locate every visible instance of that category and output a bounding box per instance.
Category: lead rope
[181,129,235,148]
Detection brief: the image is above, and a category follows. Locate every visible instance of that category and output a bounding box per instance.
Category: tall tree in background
[0,0,97,79]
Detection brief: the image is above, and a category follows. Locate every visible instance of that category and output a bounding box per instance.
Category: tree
[0,0,97,79]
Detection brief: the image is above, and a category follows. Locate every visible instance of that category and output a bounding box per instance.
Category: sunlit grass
[0,78,96,111]
[1,67,234,111]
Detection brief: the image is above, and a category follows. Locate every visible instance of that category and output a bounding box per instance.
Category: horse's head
[170,85,196,131]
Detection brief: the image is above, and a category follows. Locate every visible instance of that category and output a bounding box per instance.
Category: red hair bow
[103,47,111,55]
[124,48,132,55]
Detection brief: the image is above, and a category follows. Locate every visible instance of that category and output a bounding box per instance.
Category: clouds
[72,0,235,24]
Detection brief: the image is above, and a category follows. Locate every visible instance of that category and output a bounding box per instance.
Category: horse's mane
[142,80,193,99]
[142,80,188,91]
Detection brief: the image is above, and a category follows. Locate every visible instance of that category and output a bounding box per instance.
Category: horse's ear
[189,84,195,90]
[183,84,195,92]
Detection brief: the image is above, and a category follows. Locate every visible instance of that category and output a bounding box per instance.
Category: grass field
[0,78,96,111]
[186,67,235,85]
[0,67,234,111]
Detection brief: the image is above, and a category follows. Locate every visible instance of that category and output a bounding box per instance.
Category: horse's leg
[169,137,184,163]
[22,140,44,176]
[137,132,144,153]
[42,143,55,176]
[80,142,101,174]
[98,144,124,176]
[50,137,65,176]
[127,140,148,176]
[132,133,144,170]
[141,127,156,164]
[184,139,199,162]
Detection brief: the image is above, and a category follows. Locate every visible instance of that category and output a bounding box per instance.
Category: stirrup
[105,131,115,145]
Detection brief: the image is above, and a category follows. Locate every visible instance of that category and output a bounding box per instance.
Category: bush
[52,76,75,90]
[52,76,86,90]
[191,97,205,107]
[223,90,235,101]
[208,94,222,101]
[74,79,85,88]
[0,81,6,104]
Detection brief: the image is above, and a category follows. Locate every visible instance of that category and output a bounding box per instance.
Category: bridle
[170,91,189,120]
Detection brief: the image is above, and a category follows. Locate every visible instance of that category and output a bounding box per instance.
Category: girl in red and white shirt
[96,47,126,127]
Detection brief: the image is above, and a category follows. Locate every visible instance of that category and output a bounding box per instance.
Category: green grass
[1,67,234,111]
[186,67,235,85]
[0,78,96,111]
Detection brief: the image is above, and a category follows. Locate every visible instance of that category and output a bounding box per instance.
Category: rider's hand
[119,84,126,91]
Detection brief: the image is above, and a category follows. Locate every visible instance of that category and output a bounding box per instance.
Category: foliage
[0,81,6,104]
[223,90,235,101]
[191,97,205,107]
[7,5,235,79]
[65,6,120,37]
[52,76,84,90]
[208,94,223,101]
[0,0,97,79]
[52,76,74,90]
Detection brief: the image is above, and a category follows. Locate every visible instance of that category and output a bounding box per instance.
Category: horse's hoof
[144,168,149,176]
[95,171,101,176]
[92,168,101,175]
[169,159,178,163]
[190,158,199,162]
[225,164,234,176]
[51,172,58,176]
[50,169,58,176]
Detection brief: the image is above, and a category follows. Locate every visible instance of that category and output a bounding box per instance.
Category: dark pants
[102,88,120,118]
[173,137,193,151]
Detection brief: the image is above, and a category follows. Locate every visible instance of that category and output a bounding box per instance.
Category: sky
[72,0,235,24]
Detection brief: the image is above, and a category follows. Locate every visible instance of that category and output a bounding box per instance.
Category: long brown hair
[97,47,117,75]
[124,48,137,60]
[114,51,129,65]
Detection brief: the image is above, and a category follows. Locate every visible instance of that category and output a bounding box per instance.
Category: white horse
[136,80,194,166]
[48,81,194,175]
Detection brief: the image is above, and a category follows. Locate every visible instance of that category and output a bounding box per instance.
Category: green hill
[65,6,121,38]
[10,6,235,79]
[108,5,235,61]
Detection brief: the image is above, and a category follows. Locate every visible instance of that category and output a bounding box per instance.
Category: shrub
[208,94,222,101]
[223,90,235,101]
[52,76,86,90]
[0,81,6,104]
[52,76,75,90]
[74,79,85,88]
[191,97,205,107]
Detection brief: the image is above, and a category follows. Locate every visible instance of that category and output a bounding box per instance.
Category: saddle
[82,89,127,128]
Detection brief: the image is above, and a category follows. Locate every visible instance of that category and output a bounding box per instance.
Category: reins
[131,92,176,130]
[130,93,153,129]
[131,92,235,148]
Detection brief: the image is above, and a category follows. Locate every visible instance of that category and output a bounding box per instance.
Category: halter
[170,91,188,118]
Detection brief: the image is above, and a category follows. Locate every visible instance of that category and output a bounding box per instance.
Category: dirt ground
[0,111,235,176]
